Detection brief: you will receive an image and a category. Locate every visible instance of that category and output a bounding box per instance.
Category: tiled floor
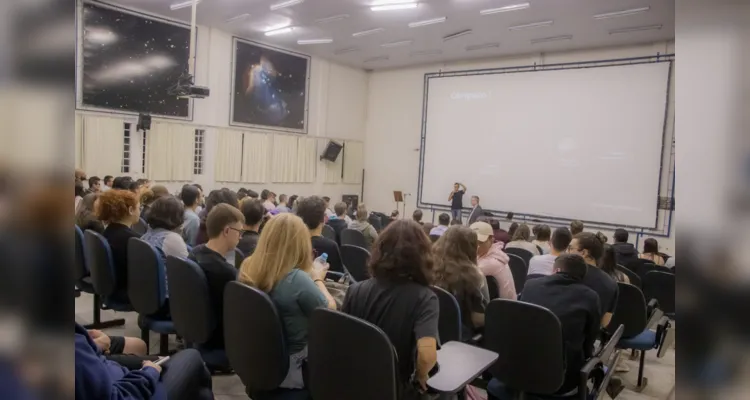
[76,293,675,399]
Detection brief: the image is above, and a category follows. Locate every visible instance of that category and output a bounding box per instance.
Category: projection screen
[419,61,671,228]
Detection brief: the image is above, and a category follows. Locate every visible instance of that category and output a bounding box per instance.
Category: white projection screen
[419,61,671,228]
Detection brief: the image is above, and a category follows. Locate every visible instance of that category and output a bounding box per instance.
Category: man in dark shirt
[237,199,264,257]
[325,202,349,244]
[612,229,639,267]
[448,182,466,223]
[297,196,344,273]
[519,254,601,395]
[570,232,619,328]
[188,204,244,351]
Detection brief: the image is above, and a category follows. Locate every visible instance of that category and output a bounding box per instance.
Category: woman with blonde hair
[239,213,335,389]
[348,203,378,249]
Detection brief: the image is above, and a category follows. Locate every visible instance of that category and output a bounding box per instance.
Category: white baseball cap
[470,221,493,242]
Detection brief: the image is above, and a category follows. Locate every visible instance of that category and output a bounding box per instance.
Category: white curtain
[343,141,364,184]
[82,115,124,178]
[296,137,318,183]
[242,132,269,183]
[322,139,342,184]
[145,123,194,181]
[271,135,299,183]
[214,129,243,182]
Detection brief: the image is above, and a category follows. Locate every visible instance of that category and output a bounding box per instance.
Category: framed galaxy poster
[77,2,192,118]
[231,38,310,133]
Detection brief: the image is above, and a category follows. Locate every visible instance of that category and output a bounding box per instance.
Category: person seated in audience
[639,238,666,265]
[429,213,450,237]
[390,209,399,220]
[75,180,86,212]
[321,196,335,219]
[128,180,143,194]
[570,220,584,235]
[485,218,510,245]
[236,188,248,201]
[504,223,541,256]
[76,193,104,233]
[102,175,113,192]
[150,185,170,199]
[261,189,276,212]
[97,190,142,302]
[450,218,462,226]
[298,196,344,273]
[189,204,243,353]
[275,194,291,213]
[412,209,424,225]
[349,204,379,249]
[326,202,349,243]
[342,220,438,396]
[111,176,133,191]
[600,244,629,283]
[471,221,516,299]
[246,189,259,199]
[527,227,573,278]
[87,176,101,194]
[287,194,298,212]
[136,179,152,190]
[238,213,336,389]
[422,222,434,236]
[180,185,203,247]
[433,226,488,338]
[596,231,608,244]
[75,323,214,400]
[507,222,519,238]
[532,224,552,254]
[195,189,239,245]
[569,232,619,328]
[139,189,156,221]
[501,254,601,397]
[85,328,148,368]
[238,198,264,257]
[612,228,639,266]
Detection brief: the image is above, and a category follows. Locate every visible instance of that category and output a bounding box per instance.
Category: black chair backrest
[224,281,288,392]
[340,244,371,282]
[308,308,398,400]
[484,299,564,394]
[368,214,383,233]
[84,230,117,297]
[535,244,544,254]
[341,228,367,248]
[642,271,675,315]
[74,226,88,281]
[132,217,148,235]
[431,286,462,343]
[486,276,500,300]
[505,247,534,267]
[234,248,246,270]
[166,256,215,344]
[321,224,337,241]
[615,264,641,288]
[127,238,166,316]
[607,282,647,338]
[506,253,527,294]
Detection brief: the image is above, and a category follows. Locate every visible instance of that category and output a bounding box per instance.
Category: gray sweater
[348,220,378,249]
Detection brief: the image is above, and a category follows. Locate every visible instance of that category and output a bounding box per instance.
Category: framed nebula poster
[77,2,193,118]
[231,38,310,133]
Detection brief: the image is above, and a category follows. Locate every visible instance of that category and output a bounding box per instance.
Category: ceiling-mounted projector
[168,72,210,99]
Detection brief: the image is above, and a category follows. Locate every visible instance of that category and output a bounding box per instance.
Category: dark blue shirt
[451,190,465,209]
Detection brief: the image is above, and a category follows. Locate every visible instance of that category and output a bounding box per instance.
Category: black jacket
[612,242,639,267]
[326,218,348,245]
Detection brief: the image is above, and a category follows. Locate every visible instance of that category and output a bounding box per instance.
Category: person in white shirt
[101,175,113,192]
[429,213,451,237]
[527,227,573,278]
[261,189,276,212]
[322,196,335,219]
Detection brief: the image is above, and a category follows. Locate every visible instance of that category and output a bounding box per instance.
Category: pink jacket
[477,243,517,300]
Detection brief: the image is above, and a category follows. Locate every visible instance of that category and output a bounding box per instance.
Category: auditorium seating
[431,286,462,344]
[84,230,133,322]
[76,226,126,329]
[340,244,370,282]
[341,228,367,248]
[643,271,675,319]
[506,253,527,294]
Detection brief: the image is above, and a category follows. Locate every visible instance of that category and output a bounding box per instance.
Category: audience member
[509,254,601,397]
[75,168,87,184]
[486,218,510,245]
[504,223,541,256]
[180,185,203,247]
[195,189,239,245]
[349,204,378,249]
[75,181,86,212]
[318,196,333,219]
[102,175,114,192]
[450,219,462,226]
[422,222,434,236]
[612,228,639,266]
[189,204,244,353]
[298,196,344,273]
[390,209,399,220]
[507,222,519,238]
[433,226,488,338]
[471,222,516,299]
[85,328,148,366]
[288,194,298,211]
[97,190,141,302]
[150,185,170,199]
[276,194,291,213]
[87,176,101,194]
[76,193,104,233]
[247,189,259,199]
[128,180,142,194]
[412,209,423,225]
[238,199,264,257]
[527,227,573,278]
[326,202,349,244]
[136,179,152,190]
[532,224,552,254]
[261,189,276,212]
[466,196,484,225]
[236,188,248,201]
[138,189,156,221]
[429,213,450,237]
[449,182,467,223]
[640,238,665,265]
[569,232,618,328]
[342,220,438,395]
[570,220,584,235]
[239,213,336,389]
[112,176,132,191]
[600,244,630,283]
[596,231,608,244]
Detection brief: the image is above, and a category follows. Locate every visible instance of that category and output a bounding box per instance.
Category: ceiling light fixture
[594,6,650,20]
[408,17,446,28]
[334,46,360,55]
[381,39,413,48]
[224,14,250,23]
[508,20,553,30]
[531,34,572,44]
[316,14,350,24]
[297,38,333,45]
[270,0,304,11]
[465,42,500,51]
[411,49,442,56]
[364,55,389,63]
[443,29,473,41]
[609,24,663,34]
[265,26,294,36]
[480,3,530,15]
[170,0,201,11]
[371,3,418,12]
[352,27,385,37]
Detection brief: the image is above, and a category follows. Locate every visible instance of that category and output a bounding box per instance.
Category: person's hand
[88,330,111,353]
[142,361,162,374]
[417,372,429,391]
[309,263,329,281]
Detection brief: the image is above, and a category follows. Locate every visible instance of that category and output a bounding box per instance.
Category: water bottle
[313,253,328,270]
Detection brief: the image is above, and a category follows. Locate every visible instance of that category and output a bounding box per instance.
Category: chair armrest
[647,298,659,318]
[655,316,671,348]
[646,308,665,331]
[579,357,603,400]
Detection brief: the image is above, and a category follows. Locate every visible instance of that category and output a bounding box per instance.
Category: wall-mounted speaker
[320,140,343,162]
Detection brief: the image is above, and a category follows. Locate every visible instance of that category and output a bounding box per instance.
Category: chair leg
[159,334,169,356]
[634,348,648,392]
[141,328,150,355]
[84,294,126,329]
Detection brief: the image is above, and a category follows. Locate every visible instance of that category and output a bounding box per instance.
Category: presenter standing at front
[448,182,467,223]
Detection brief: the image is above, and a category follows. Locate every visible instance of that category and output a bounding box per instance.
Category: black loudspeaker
[137,113,152,131]
[320,140,343,162]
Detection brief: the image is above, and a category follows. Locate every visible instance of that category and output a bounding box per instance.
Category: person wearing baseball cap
[471,221,516,300]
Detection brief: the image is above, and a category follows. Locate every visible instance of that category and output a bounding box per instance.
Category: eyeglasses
[228,227,246,235]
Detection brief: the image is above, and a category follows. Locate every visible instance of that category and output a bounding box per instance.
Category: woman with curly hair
[96,189,141,301]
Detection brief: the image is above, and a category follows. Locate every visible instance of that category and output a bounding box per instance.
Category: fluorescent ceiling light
[508,20,553,30]
[270,0,304,11]
[466,42,500,51]
[371,3,418,11]
[381,39,413,48]
[334,46,360,55]
[411,49,442,56]
[170,0,201,11]
[531,35,572,44]
[594,7,650,20]
[480,3,530,15]
[316,14,350,24]
[364,55,389,63]
[297,38,333,45]
[443,29,472,41]
[352,27,385,37]
[609,24,663,34]
[265,26,294,36]
[224,14,250,23]
[408,17,446,28]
